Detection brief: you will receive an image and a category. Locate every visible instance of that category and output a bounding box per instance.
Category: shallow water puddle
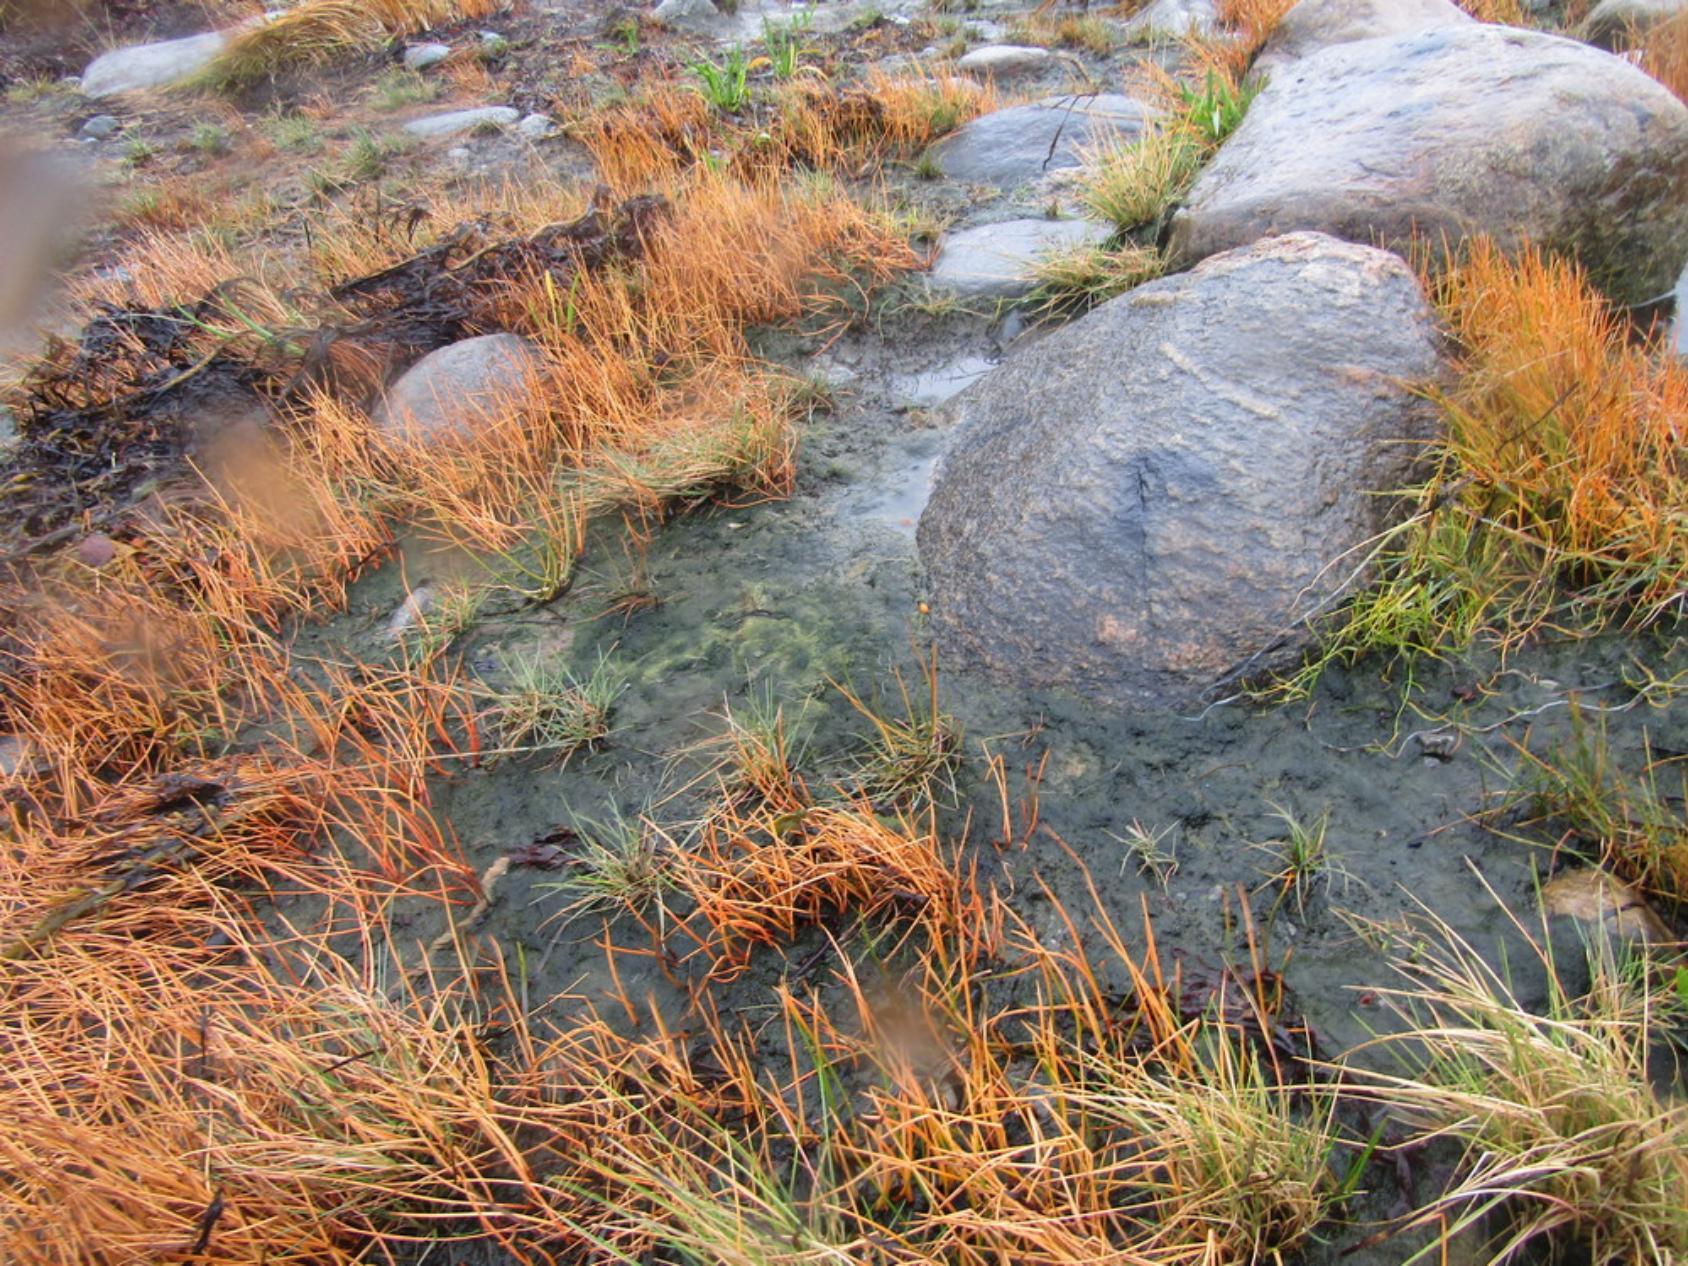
[859,448,940,535]
[889,350,997,408]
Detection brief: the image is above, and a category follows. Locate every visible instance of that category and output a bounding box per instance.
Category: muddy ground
[281,293,1686,1261]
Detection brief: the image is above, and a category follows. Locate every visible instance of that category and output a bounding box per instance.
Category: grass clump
[1029,240,1165,317]
[369,67,440,111]
[489,651,623,764]
[197,0,500,91]
[691,45,753,113]
[262,110,322,152]
[1351,906,1688,1265]
[1640,9,1688,101]
[838,653,960,807]
[1076,68,1255,238]
[538,808,674,927]
[760,13,812,80]
[1079,1025,1359,1262]
[1208,0,1297,75]
[1251,804,1350,918]
[1080,123,1203,230]
[1009,13,1119,52]
[1178,67,1261,146]
[1507,708,1688,913]
[1278,238,1688,696]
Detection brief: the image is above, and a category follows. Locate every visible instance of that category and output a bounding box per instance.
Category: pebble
[402,42,452,71]
[74,533,118,569]
[515,112,554,140]
[956,45,1054,78]
[80,114,122,140]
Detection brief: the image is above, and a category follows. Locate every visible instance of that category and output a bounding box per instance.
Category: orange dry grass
[1428,238,1688,626]
[1454,0,1527,21]
[352,168,913,552]
[1214,0,1296,67]
[1641,11,1688,101]
[577,84,717,192]
[674,802,985,981]
[580,71,991,193]
[0,925,710,1263]
[206,0,505,88]
[0,100,922,1266]
[770,68,993,170]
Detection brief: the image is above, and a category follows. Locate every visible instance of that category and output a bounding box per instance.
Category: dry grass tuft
[1640,10,1688,101]
[1455,0,1528,21]
[1278,237,1688,696]
[1349,903,1688,1265]
[1210,0,1296,74]
[1428,240,1688,625]
[673,801,985,980]
[199,0,502,90]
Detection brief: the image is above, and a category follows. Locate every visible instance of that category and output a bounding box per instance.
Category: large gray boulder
[1255,0,1471,72]
[935,94,1157,190]
[928,218,1113,300]
[1169,25,1688,306]
[1581,0,1686,47]
[375,334,544,442]
[81,30,231,97]
[916,233,1444,711]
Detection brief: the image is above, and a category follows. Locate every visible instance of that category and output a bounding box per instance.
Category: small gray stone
[386,585,437,640]
[0,735,42,779]
[402,41,453,71]
[516,112,555,140]
[935,93,1157,190]
[80,114,122,140]
[375,334,544,442]
[929,218,1112,299]
[80,30,230,97]
[1257,0,1471,71]
[917,232,1446,711]
[402,106,519,140]
[956,44,1054,77]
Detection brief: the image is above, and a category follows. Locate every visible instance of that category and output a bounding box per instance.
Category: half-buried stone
[928,218,1113,300]
[403,106,520,141]
[375,334,544,443]
[81,29,234,97]
[916,232,1444,712]
[956,45,1054,78]
[935,94,1157,191]
[1169,24,1688,306]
